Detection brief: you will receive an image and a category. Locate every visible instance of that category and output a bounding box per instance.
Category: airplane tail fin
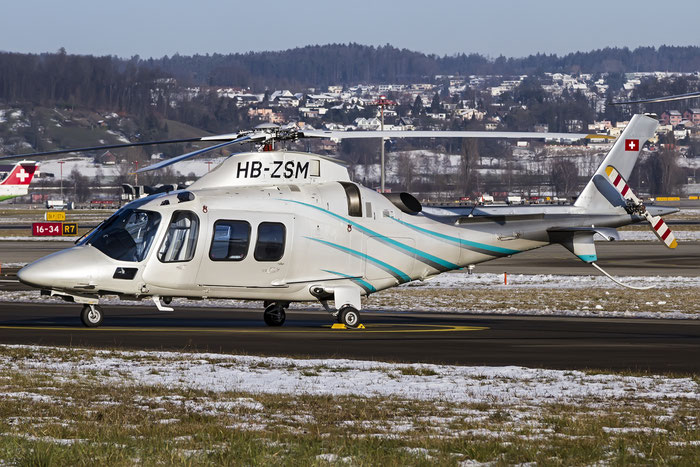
[0,161,38,186]
[574,114,658,211]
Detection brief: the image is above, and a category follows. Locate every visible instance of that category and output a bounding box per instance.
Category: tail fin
[574,114,658,210]
[0,161,38,186]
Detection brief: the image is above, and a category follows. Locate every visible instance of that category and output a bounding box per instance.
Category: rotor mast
[372,95,395,193]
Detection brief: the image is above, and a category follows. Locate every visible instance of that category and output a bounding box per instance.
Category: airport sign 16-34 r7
[32,222,78,237]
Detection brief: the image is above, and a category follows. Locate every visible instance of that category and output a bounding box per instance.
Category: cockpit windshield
[85,209,161,262]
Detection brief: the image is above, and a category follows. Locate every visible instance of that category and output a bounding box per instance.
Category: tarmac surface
[0,303,698,374]
[0,237,698,374]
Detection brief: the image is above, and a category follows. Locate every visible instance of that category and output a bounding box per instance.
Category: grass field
[0,345,697,465]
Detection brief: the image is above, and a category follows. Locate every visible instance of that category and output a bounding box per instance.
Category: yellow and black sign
[62,223,78,236]
[45,211,66,221]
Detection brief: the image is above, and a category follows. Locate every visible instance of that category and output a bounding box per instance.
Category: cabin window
[339,181,362,217]
[209,220,251,261]
[254,222,286,261]
[158,211,199,263]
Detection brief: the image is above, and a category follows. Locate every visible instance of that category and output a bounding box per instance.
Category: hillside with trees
[3,45,700,100]
[0,44,696,199]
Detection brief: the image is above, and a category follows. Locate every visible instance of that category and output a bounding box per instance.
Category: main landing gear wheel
[80,304,103,328]
[263,304,286,327]
[339,306,361,328]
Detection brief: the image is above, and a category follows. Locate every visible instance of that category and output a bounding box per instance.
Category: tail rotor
[605,165,677,249]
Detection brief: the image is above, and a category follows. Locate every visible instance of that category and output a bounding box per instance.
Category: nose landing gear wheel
[263,304,286,327]
[80,304,103,328]
[339,306,361,328]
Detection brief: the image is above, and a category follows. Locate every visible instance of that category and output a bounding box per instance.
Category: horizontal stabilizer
[548,226,620,242]
[547,229,606,263]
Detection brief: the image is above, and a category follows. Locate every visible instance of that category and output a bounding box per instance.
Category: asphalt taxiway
[0,303,697,374]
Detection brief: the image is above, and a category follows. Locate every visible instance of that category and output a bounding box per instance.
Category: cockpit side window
[209,220,251,261]
[158,211,200,263]
[87,209,161,262]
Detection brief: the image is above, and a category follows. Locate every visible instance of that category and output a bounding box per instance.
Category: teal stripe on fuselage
[284,199,459,271]
[390,216,520,256]
[307,236,411,283]
[322,269,377,293]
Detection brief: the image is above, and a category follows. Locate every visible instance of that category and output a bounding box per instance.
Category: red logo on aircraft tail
[625,139,639,151]
[1,164,37,185]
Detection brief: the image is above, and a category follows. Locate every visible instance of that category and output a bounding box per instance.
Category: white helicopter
[7,114,678,328]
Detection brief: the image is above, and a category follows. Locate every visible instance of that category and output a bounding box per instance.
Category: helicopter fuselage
[18,151,644,306]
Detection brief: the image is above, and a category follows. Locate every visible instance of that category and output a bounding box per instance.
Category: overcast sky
[2,0,698,59]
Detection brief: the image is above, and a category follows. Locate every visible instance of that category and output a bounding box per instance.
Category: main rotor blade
[135,135,254,173]
[301,129,612,141]
[609,91,700,106]
[0,137,204,161]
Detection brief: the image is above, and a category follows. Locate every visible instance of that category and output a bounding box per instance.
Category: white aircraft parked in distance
[0,161,39,202]
[6,115,678,328]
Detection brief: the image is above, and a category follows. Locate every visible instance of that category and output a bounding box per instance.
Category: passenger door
[196,212,293,289]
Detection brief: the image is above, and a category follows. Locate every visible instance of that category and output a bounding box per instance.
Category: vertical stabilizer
[0,161,38,186]
[574,114,658,210]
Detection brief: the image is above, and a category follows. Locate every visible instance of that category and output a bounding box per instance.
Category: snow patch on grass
[2,345,697,407]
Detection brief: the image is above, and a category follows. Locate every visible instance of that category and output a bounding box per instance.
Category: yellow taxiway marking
[0,324,487,334]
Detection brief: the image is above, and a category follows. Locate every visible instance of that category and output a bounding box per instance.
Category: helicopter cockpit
[82,209,162,263]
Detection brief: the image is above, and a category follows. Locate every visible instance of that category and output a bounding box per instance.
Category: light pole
[372,95,396,193]
[58,160,65,200]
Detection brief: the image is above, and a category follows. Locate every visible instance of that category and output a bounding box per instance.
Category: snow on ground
[616,230,700,241]
[105,130,130,144]
[0,217,27,224]
[166,156,228,177]
[405,272,700,290]
[678,157,700,169]
[0,236,77,242]
[3,345,698,406]
[39,158,120,179]
[37,155,228,179]
[673,208,700,216]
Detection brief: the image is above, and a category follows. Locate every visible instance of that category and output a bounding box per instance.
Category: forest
[2,44,700,105]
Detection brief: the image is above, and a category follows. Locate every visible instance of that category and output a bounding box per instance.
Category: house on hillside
[660,110,682,126]
[248,108,284,123]
[234,94,262,108]
[683,108,700,126]
[397,117,415,130]
[354,117,381,130]
[97,151,116,165]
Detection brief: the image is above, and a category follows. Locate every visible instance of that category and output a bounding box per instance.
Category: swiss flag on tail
[0,162,38,186]
[625,139,639,151]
